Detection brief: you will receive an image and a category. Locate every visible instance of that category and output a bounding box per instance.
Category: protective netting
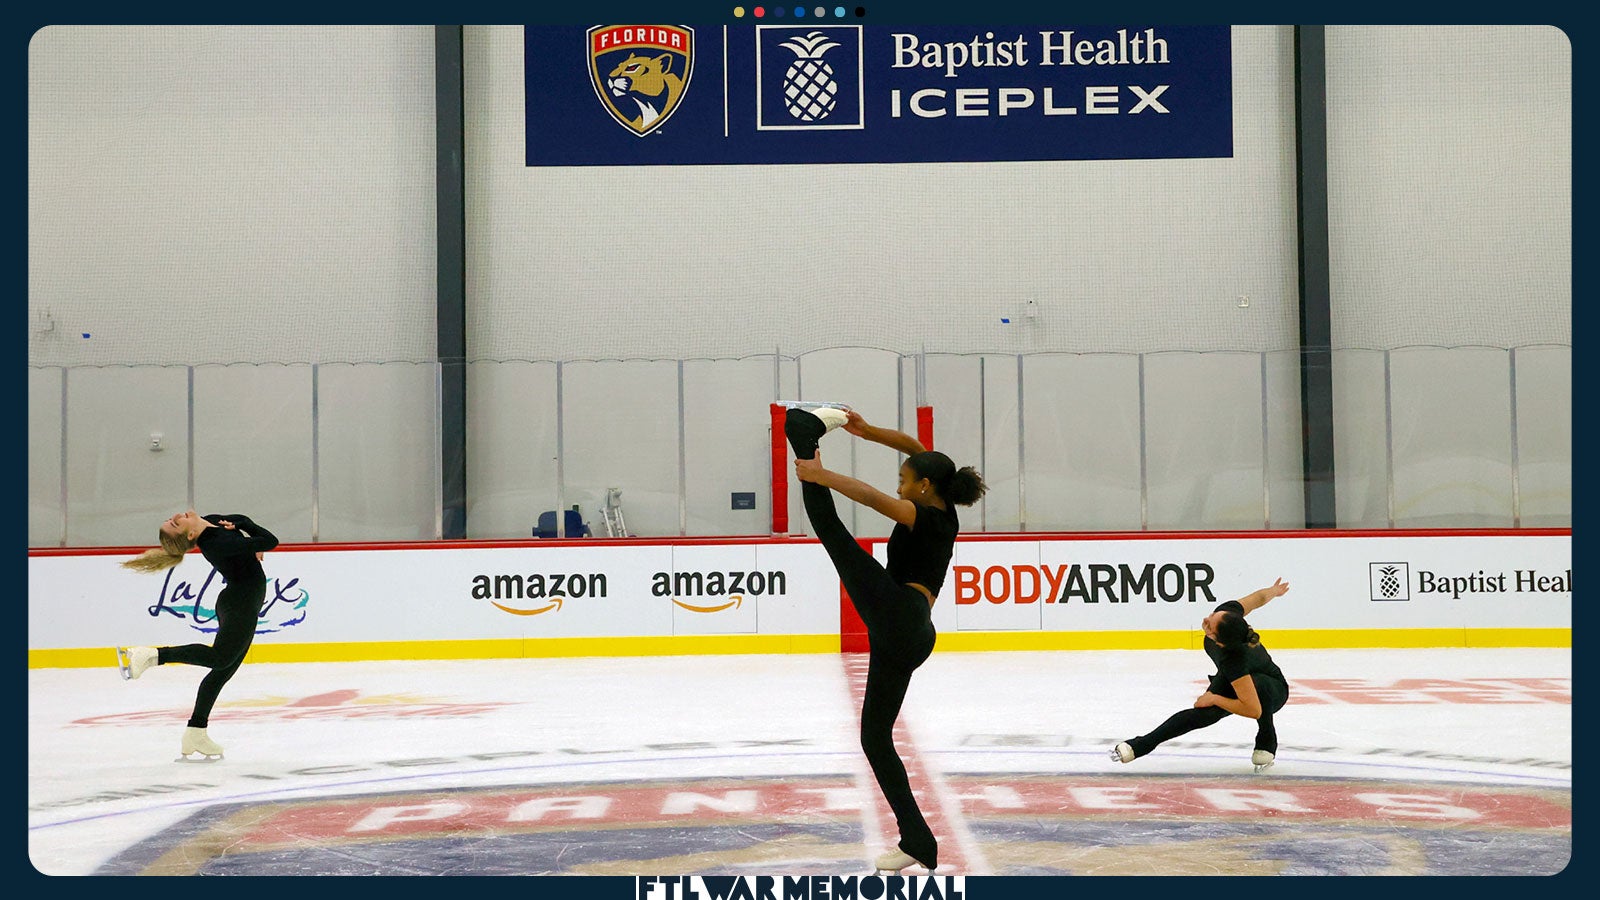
[28,25,439,368]
[1325,26,1570,352]
[27,26,1568,368]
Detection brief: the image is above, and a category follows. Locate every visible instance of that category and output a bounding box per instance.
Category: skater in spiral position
[1110,578,1291,772]
[118,509,280,761]
[783,403,987,874]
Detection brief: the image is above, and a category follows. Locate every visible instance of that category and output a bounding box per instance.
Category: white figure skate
[774,400,852,414]
[116,646,158,681]
[177,727,224,763]
[780,404,849,446]
[874,848,931,875]
[1252,750,1275,773]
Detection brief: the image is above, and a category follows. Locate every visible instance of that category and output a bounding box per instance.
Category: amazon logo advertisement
[471,545,802,635]
[652,569,786,613]
[470,571,607,617]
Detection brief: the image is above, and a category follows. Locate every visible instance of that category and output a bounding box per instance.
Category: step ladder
[600,486,630,537]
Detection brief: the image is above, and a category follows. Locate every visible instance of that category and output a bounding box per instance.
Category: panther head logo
[606,53,684,131]
[588,26,694,137]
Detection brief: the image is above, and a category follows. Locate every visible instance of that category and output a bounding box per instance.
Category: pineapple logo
[1377,567,1401,598]
[1369,562,1411,601]
[756,25,864,131]
[778,32,842,122]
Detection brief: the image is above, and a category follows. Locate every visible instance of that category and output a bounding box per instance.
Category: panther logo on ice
[588,25,694,136]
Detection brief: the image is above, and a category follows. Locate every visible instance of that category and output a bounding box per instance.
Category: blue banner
[526,24,1232,166]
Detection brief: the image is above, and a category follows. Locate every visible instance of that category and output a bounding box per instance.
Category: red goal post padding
[770,404,788,535]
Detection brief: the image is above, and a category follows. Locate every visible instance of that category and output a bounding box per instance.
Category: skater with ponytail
[782,403,987,874]
[118,509,279,761]
[1110,578,1293,773]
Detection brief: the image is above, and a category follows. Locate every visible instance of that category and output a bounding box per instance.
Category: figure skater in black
[784,404,987,874]
[1111,578,1291,772]
[119,509,280,761]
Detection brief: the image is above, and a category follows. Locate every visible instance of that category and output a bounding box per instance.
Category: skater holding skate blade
[782,402,986,875]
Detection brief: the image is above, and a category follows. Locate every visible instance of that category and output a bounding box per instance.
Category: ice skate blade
[175,752,223,763]
[115,647,132,681]
[775,400,851,412]
[1251,750,1275,773]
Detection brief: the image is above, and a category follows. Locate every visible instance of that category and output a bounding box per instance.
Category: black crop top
[885,502,960,598]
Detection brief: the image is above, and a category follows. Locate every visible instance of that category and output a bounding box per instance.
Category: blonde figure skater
[118,510,279,761]
[783,404,986,874]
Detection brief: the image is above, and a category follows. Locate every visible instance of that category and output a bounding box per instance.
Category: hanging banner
[526,24,1233,166]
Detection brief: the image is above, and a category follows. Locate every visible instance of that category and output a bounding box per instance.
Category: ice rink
[28,646,1571,877]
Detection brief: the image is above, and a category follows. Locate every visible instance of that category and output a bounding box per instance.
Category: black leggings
[800,479,939,868]
[1126,673,1290,758]
[156,581,264,728]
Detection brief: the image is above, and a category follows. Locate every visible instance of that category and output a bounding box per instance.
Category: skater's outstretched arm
[843,410,926,457]
[1234,578,1289,615]
[1196,674,1264,719]
[795,453,917,527]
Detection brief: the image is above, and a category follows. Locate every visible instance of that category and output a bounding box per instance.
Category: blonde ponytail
[121,531,194,574]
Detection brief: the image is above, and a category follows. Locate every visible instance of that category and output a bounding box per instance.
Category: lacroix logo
[150,565,310,635]
[953,562,1217,605]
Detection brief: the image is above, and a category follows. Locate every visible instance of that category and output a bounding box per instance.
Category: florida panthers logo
[588,25,694,137]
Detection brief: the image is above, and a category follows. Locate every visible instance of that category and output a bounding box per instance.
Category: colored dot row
[733,6,866,17]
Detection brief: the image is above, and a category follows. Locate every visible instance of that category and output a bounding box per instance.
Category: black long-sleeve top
[1204,599,1288,686]
[195,513,279,586]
